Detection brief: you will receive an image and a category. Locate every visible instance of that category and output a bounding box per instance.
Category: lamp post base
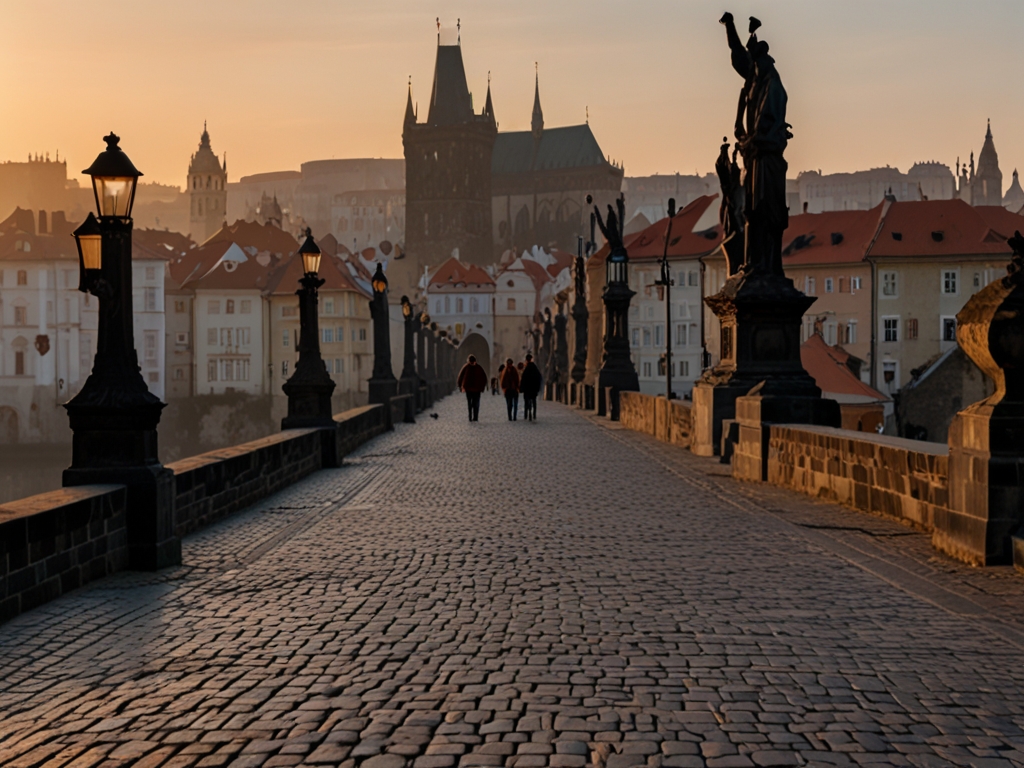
[282,379,336,430]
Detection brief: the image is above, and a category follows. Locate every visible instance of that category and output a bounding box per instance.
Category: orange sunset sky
[1,0,1021,188]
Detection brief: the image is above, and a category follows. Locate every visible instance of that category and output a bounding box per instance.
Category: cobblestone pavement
[3,395,1024,768]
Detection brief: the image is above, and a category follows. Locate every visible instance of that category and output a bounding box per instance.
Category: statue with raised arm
[720,11,792,276]
[715,137,745,276]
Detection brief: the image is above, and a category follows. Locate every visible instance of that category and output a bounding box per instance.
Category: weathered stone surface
[620,392,692,449]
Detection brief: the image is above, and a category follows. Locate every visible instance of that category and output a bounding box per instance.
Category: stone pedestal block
[692,381,752,456]
[63,464,179,570]
[939,403,1024,565]
[731,389,840,482]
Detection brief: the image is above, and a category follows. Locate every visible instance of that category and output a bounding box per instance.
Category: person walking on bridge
[520,353,543,422]
[500,358,520,421]
[457,355,488,422]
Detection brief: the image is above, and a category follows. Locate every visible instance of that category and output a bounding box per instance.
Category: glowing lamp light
[372,264,388,295]
[401,296,412,318]
[298,228,322,276]
[82,133,142,218]
[72,213,103,273]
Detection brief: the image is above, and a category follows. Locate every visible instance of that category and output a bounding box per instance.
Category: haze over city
[1,0,1021,185]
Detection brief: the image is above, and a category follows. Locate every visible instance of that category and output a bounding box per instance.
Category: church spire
[531,63,544,141]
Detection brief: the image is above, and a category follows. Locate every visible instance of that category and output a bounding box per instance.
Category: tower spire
[484,71,494,124]
[405,77,416,126]
[531,63,544,140]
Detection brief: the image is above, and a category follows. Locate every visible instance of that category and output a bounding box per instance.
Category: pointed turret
[483,73,495,126]
[1003,169,1024,212]
[404,79,416,128]
[531,66,544,142]
[974,119,1003,206]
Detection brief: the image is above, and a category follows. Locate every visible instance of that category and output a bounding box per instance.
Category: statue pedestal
[940,402,1024,565]
[694,269,840,468]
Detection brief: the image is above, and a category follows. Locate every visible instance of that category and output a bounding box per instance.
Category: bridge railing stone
[0,484,128,624]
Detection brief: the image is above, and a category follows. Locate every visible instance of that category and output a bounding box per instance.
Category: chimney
[38,210,48,235]
[50,211,68,235]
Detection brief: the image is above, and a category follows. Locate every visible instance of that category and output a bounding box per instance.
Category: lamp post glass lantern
[83,133,142,219]
[299,227,322,276]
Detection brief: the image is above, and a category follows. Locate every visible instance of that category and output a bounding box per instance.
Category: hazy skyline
[1,0,1021,189]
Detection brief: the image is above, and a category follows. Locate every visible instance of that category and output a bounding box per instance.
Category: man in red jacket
[457,355,488,422]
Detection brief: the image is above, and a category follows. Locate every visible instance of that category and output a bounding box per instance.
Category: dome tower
[188,123,228,243]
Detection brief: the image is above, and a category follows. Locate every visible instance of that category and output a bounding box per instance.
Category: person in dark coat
[457,355,488,422]
[520,353,543,421]
[500,357,520,421]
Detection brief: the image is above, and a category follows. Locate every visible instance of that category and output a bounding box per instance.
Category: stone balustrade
[619,391,693,449]
[0,402,396,625]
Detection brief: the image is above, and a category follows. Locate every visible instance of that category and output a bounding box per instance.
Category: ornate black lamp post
[64,133,179,570]
[368,263,398,404]
[596,195,639,415]
[438,330,450,390]
[417,311,430,407]
[282,229,336,428]
[400,295,418,396]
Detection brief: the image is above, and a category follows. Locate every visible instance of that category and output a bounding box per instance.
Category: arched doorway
[0,407,19,444]
[459,333,491,380]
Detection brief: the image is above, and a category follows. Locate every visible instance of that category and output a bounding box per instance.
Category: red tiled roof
[429,257,495,288]
[587,195,721,267]
[204,219,298,254]
[781,205,884,266]
[264,251,369,297]
[868,199,1014,259]
[519,259,552,290]
[134,228,196,257]
[801,333,887,402]
[547,249,575,277]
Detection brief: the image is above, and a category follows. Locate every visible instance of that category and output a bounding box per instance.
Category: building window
[688,271,699,287]
[14,306,27,326]
[208,300,220,314]
[175,332,189,345]
[631,328,640,347]
[507,298,516,311]
[144,331,158,362]
[643,361,652,377]
[851,276,862,291]
[282,360,289,377]
[282,305,297,318]
[444,296,450,313]
[837,277,846,293]
[148,371,160,383]
[942,317,957,342]
[322,328,334,344]
[145,267,156,280]
[456,298,464,313]
[470,297,479,313]
[804,276,816,295]
[845,320,857,345]
[207,328,217,345]
[825,277,834,293]
[219,328,233,347]
[681,360,690,377]
[240,300,252,314]
[282,330,290,347]
[907,318,918,340]
[144,287,157,311]
[654,324,664,347]
[17,270,27,286]
[15,350,25,376]
[974,272,981,288]
[942,270,958,295]
[883,361,897,387]
[881,271,898,297]
[324,298,334,315]
[226,300,235,314]
[883,317,899,342]
[237,328,250,346]
[359,328,366,341]
[174,300,186,313]
[174,368,184,381]
[208,360,217,382]
[336,358,344,374]
[336,326,344,341]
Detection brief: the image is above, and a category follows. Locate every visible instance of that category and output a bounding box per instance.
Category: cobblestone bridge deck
[3,396,1024,768]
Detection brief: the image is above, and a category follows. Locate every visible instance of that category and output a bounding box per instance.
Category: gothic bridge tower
[400,31,497,298]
